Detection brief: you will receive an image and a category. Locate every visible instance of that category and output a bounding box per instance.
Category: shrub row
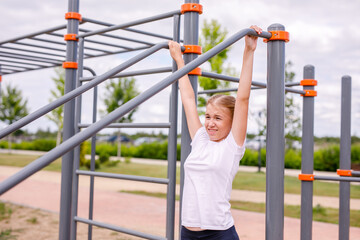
[1,140,360,172]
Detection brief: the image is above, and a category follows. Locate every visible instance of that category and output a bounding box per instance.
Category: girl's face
[204,103,232,142]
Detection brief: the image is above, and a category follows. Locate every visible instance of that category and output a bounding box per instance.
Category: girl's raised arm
[168,41,202,139]
[231,26,262,147]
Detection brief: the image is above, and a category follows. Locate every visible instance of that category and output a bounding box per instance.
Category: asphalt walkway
[1,165,360,240]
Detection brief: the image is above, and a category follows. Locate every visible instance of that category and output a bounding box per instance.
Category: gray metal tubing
[314,175,360,182]
[0,53,61,65]
[79,28,154,46]
[166,13,181,240]
[285,88,306,95]
[339,75,351,240]
[286,82,301,87]
[0,50,62,63]
[0,29,270,195]
[11,42,67,53]
[78,123,171,128]
[0,45,65,58]
[83,46,150,60]
[74,217,166,240]
[300,65,315,240]
[82,17,177,41]
[0,24,67,45]
[0,67,21,72]
[0,58,50,67]
[198,88,238,94]
[265,23,286,240]
[201,71,267,87]
[79,11,181,38]
[30,37,113,54]
[76,170,169,184]
[0,63,31,70]
[352,171,360,177]
[0,42,169,139]
[80,67,172,82]
[48,32,134,50]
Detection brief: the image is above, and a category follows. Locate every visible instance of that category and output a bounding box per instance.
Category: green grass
[121,190,360,227]
[1,153,359,198]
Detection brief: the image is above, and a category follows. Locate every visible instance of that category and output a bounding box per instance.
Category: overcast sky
[0,0,359,137]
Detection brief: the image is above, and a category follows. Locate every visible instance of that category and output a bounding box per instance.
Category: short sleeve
[226,131,246,155]
[190,126,207,147]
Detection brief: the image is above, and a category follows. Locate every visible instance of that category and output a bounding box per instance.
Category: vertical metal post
[0,65,2,105]
[70,37,85,240]
[300,65,315,240]
[179,0,200,234]
[339,75,351,240]
[166,14,180,240]
[60,0,80,239]
[265,23,286,240]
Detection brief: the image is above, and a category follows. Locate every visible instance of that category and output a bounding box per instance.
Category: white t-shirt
[181,126,246,230]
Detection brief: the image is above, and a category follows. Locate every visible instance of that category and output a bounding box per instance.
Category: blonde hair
[206,94,236,118]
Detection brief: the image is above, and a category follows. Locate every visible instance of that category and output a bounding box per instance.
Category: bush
[314,145,339,171]
[284,149,302,169]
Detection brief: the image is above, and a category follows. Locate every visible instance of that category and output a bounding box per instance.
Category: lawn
[0,153,359,199]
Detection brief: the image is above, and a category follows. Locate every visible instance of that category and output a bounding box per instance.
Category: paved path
[1,165,360,240]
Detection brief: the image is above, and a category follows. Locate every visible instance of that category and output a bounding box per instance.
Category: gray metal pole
[60,0,80,239]
[179,0,200,235]
[265,23,286,240]
[70,37,85,240]
[339,75,351,240]
[300,65,315,240]
[166,14,180,240]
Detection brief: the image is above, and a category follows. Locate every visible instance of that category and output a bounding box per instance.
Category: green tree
[103,77,139,159]
[198,19,236,112]
[0,84,29,151]
[46,68,65,146]
[285,61,301,149]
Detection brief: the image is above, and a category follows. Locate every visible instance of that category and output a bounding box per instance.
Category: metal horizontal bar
[0,24,67,45]
[83,46,150,60]
[352,171,360,177]
[79,28,154,46]
[0,58,51,67]
[11,42,66,53]
[79,10,181,38]
[201,71,267,88]
[0,46,65,58]
[78,123,171,128]
[74,217,166,240]
[0,63,32,70]
[314,175,360,182]
[198,88,238,95]
[285,87,306,95]
[80,67,172,82]
[286,82,301,87]
[0,51,62,63]
[82,17,176,42]
[0,54,59,65]
[76,170,169,184]
[0,67,23,72]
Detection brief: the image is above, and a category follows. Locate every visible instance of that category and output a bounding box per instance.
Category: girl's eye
[205,116,210,119]
[216,117,221,120]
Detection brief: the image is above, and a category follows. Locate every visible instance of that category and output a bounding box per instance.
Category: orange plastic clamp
[301,90,317,97]
[64,34,78,41]
[65,12,82,22]
[263,30,290,43]
[300,79,318,86]
[337,169,352,177]
[183,45,202,55]
[62,62,78,69]
[0,76,2,82]
[181,3,203,14]
[188,68,202,76]
[298,174,315,181]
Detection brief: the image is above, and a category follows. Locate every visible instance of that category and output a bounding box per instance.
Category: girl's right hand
[168,41,184,64]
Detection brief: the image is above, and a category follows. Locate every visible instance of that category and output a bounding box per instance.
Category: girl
[169,25,262,240]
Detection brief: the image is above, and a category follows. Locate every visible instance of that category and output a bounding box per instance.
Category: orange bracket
[0,76,2,82]
[188,68,202,76]
[301,90,317,97]
[337,169,352,177]
[65,12,82,22]
[62,62,78,69]
[300,79,317,86]
[181,3,203,14]
[64,34,78,41]
[263,30,290,43]
[298,174,315,181]
[183,45,202,55]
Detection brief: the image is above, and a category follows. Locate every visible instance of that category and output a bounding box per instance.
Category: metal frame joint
[298,174,315,181]
[263,30,289,43]
[181,3,203,14]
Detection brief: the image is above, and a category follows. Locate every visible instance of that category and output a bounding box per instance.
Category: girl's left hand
[245,25,262,51]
